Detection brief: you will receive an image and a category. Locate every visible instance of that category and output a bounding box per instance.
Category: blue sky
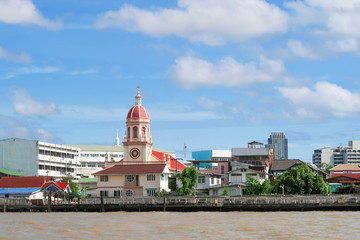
[1,0,360,162]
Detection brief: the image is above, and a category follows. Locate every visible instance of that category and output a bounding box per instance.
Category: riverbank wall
[1,195,360,212]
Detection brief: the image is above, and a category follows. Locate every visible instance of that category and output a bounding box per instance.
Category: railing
[0,198,31,206]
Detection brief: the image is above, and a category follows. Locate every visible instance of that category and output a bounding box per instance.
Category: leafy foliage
[176,167,198,195]
[221,186,230,196]
[273,164,330,194]
[244,175,273,195]
[61,175,79,195]
[168,178,177,192]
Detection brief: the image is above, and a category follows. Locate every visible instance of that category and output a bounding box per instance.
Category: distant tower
[115,128,120,146]
[122,86,153,162]
[267,132,288,160]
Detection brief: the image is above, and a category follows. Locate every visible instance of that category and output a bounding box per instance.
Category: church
[91,87,186,197]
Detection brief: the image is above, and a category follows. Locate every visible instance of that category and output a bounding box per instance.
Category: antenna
[184,138,187,161]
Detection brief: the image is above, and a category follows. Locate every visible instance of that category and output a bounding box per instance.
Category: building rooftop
[270,159,304,171]
[0,176,52,188]
[330,164,360,171]
[0,168,28,177]
[232,148,270,156]
[93,164,168,175]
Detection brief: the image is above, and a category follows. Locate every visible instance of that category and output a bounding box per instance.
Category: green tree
[244,175,273,195]
[176,167,198,195]
[273,164,330,195]
[222,186,230,196]
[168,178,177,192]
[61,175,79,196]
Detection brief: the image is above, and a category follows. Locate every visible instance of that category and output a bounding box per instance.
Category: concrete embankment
[1,195,360,212]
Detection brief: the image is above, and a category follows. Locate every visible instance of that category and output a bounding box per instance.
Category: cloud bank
[95,0,288,45]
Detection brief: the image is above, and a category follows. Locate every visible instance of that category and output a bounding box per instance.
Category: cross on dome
[135,86,142,106]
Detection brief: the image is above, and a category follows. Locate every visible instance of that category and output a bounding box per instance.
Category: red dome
[127,105,150,121]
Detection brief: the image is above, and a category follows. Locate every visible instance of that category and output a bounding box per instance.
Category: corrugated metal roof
[330,164,360,171]
[66,145,124,152]
[0,176,51,188]
[78,178,97,183]
[0,188,40,194]
[93,164,167,175]
[0,169,27,177]
[232,148,270,156]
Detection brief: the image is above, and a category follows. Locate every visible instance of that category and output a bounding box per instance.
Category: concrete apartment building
[312,140,360,168]
[0,138,80,178]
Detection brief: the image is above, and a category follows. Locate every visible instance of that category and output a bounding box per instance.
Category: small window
[146,188,157,196]
[198,176,205,184]
[98,164,104,168]
[114,190,122,197]
[125,190,133,197]
[100,176,108,182]
[100,190,108,197]
[221,165,225,174]
[127,175,134,182]
[147,175,155,181]
[211,177,214,184]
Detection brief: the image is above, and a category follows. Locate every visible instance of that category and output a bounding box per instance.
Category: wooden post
[3,200,6,213]
[100,195,105,212]
[163,197,166,212]
[48,192,51,212]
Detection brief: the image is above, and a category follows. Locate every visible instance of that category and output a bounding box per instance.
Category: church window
[126,175,134,182]
[133,127,138,138]
[125,190,133,196]
[142,127,146,137]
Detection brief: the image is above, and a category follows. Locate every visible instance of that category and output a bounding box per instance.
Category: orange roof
[330,164,360,171]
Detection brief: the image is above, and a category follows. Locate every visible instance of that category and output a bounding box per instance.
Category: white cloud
[12,88,59,116]
[95,0,288,45]
[169,55,288,88]
[3,66,59,79]
[286,0,360,38]
[278,81,360,118]
[68,69,98,75]
[0,0,62,30]
[287,40,319,59]
[0,46,31,64]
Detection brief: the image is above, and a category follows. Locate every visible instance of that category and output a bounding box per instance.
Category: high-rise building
[267,132,288,160]
[312,140,360,168]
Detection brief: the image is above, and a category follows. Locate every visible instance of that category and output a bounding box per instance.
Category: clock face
[130,148,140,159]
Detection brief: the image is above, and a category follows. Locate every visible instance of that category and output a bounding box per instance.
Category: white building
[312,141,360,168]
[68,144,124,178]
[0,138,80,179]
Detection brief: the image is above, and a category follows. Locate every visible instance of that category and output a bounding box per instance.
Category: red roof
[327,173,360,181]
[127,105,150,121]
[152,150,186,171]
[41,182,69,191]
[93,164,167,175]
[0,176,52,188]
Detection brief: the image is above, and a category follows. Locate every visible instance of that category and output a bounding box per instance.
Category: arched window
[133,127,138,138]
[127,127,130,139]
[142,127,146,138]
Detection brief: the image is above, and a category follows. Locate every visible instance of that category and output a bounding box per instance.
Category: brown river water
[0,211,358,239]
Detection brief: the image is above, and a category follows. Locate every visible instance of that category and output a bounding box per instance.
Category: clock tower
[123,87,153,162]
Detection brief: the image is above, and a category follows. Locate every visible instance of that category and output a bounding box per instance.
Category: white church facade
[91,87,186,197]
